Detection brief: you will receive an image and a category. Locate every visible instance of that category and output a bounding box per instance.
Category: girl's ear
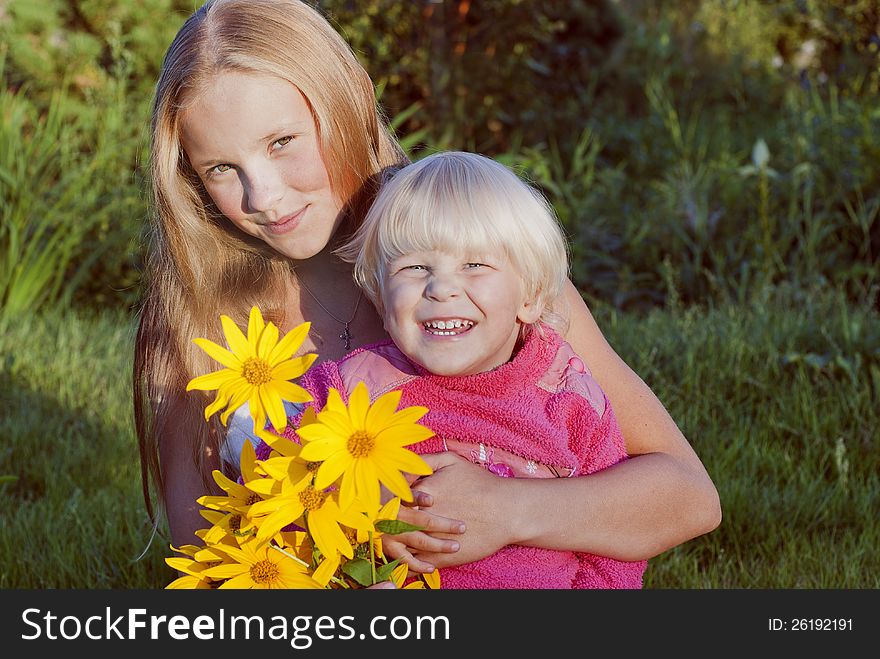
[516,297,543,325]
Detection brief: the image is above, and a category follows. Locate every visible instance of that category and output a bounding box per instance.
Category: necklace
[298,279,362,351]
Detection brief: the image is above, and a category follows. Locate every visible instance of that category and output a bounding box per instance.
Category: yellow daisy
[202,539,322,589]
[165,544,218,589]
[199,508,258,545]
[297,382,434,512]
[249,472,374,561]
[250,427,313,490]
[186,306,317,433]
[197,469,270,516]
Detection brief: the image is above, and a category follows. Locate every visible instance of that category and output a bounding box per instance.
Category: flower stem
[369,531,377,585]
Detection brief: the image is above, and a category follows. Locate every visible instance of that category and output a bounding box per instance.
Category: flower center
[306,461,321,473]
[347,430,375,458]
[229,514,242,531]
[250,558,280,584]
[241,357,272,386]
[245,493,262,506]
[299,485,328,511]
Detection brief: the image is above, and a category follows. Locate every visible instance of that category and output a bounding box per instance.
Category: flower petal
[246,306,266,353]
[354,458,381,512]
[221,314,251,358]
[257,321,279,360]
[186,369,239,392]
[372,458,415,502]
[311,449,351,490]
[266,380,313,405]
[364,389,403,428]
[309,508,354,559]
[260,385,288,433]
[271,354,318,381]
[374,424,435,448]
[375,445,434,477]
[192,338,242,370]
[347,382,371,430]
[219,384,255,426]
[268,321,311,364]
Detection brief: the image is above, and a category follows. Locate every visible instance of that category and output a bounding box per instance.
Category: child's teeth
[423,319,473,333]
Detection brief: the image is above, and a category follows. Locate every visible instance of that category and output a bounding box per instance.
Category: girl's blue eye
[466,263,485,269]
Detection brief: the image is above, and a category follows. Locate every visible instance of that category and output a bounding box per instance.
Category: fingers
[382,538,437,575]
[403,554,440,575]
[396,506,465,535]
[413,490,432,507]
[367,581,397,589]
[402,490,433,508]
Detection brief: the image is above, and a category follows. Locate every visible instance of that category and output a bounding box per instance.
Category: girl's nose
[425,273,460,301]
[244,169,284,214]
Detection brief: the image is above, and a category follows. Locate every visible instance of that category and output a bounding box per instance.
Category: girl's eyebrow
[258,122,310,143]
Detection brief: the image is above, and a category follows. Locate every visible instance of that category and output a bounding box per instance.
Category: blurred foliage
[320,0,625,152]
[1,0,878,315]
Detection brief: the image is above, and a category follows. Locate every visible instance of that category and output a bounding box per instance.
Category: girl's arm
[159,394,223,549]
[403,281,721,567]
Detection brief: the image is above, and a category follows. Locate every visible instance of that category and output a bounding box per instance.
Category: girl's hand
[382,500,466,574]
[407,452,513,569]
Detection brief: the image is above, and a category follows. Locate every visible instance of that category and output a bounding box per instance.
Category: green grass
[1,290,877,588]
[0,308,170,588]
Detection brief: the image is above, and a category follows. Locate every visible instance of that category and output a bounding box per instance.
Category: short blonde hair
[341,152,570,328]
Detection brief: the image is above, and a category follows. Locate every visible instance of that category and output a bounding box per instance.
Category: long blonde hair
[135,0,406,525]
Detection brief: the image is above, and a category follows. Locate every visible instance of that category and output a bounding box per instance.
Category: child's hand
[382,503,466,574]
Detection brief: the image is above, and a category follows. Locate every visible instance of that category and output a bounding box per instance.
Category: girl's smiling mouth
[422,319,475,336]
[265,206,307,235]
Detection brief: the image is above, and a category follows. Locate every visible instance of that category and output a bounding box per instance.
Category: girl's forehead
[179,71,313,160]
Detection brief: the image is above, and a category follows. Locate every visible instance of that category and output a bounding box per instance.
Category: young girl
[278,151,647,588]
[136,0,720,573]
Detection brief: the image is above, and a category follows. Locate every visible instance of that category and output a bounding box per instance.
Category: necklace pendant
[340,323,352,351]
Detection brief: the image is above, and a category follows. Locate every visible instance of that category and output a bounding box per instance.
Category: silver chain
[298,279,363,351]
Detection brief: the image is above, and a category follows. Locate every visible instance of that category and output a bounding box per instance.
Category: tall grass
[0,58,146,319]
[1,290,877,588]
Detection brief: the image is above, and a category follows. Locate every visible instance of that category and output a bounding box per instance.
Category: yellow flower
[250,427,313,490]
[297,382,434,512]
[165,544,218,589]
[249,471,373,560]
[199,508,257,545]
[197,469,270,516]
[186,306,317,433]
[202,539,322,589]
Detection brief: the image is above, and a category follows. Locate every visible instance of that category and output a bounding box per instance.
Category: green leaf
[341,558,375,587]
[375,558,402,583]
[375,519,424,535]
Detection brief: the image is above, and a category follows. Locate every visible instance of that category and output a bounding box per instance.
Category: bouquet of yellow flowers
[165,307,439,590]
